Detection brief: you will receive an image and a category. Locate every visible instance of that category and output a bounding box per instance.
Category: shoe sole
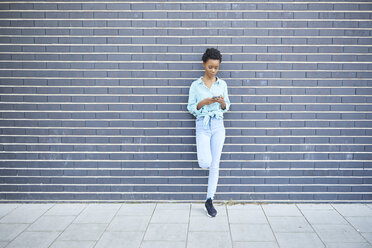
[204,205,217,218]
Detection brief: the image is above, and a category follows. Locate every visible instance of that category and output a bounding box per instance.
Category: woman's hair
[202,48,222,63]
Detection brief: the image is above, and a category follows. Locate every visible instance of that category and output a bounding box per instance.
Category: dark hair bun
[202,48,222,63]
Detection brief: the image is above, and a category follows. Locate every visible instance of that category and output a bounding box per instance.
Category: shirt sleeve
[187,83,203,117]
[221,82,231,113]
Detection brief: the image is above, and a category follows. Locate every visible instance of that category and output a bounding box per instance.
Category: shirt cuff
[188,103,203,116]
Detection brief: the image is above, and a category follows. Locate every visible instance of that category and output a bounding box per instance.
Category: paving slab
[312,224,367,243]
[49,240,95,248]
[267,216,314,233]
[274,232,325,248]
[6,231,61,248]
[26,215,75,232]
[188,231,233,248]
[143,223,188,241]
[94,231,144,248]
[106,215,151,232]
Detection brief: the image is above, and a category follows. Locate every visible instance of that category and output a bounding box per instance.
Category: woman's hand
[198,95,226,110]
[215,95,225,105]
[215,95,226,110]
[204,97,219,105]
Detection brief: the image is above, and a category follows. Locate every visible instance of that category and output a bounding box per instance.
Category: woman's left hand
[215,95,225,104]
[215,95,227,110]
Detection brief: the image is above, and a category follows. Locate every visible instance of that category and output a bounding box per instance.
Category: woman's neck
[203,75,216,81]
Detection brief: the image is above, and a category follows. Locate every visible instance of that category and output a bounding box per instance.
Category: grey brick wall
[0,0,371,203]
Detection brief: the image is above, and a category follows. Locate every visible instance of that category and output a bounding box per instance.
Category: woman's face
[203,59,220,78]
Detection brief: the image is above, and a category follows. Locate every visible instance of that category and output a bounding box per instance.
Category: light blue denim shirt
[187,76,231,128]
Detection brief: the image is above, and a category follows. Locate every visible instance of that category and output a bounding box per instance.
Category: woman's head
[202,48,222,78]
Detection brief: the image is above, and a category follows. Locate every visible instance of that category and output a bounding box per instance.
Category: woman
[187,48,231,218]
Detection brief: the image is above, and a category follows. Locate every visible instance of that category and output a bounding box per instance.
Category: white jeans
[195,116,226,201]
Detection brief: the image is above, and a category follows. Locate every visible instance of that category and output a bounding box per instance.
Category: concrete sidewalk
[0,202,371,248]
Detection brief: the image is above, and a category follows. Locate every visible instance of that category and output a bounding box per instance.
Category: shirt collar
[198,76,220,85]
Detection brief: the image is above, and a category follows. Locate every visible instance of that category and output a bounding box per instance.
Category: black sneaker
[204,198,217,217]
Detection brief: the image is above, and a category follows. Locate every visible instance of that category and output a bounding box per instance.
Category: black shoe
[204,198,217,217]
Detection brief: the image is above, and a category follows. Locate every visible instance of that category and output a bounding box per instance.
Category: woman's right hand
[204,97,219,105]
[197,97,219,111]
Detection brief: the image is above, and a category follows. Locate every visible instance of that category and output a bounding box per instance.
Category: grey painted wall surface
[0,0,371,203]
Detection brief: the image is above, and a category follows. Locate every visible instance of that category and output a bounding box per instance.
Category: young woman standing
[187,48,231,217]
